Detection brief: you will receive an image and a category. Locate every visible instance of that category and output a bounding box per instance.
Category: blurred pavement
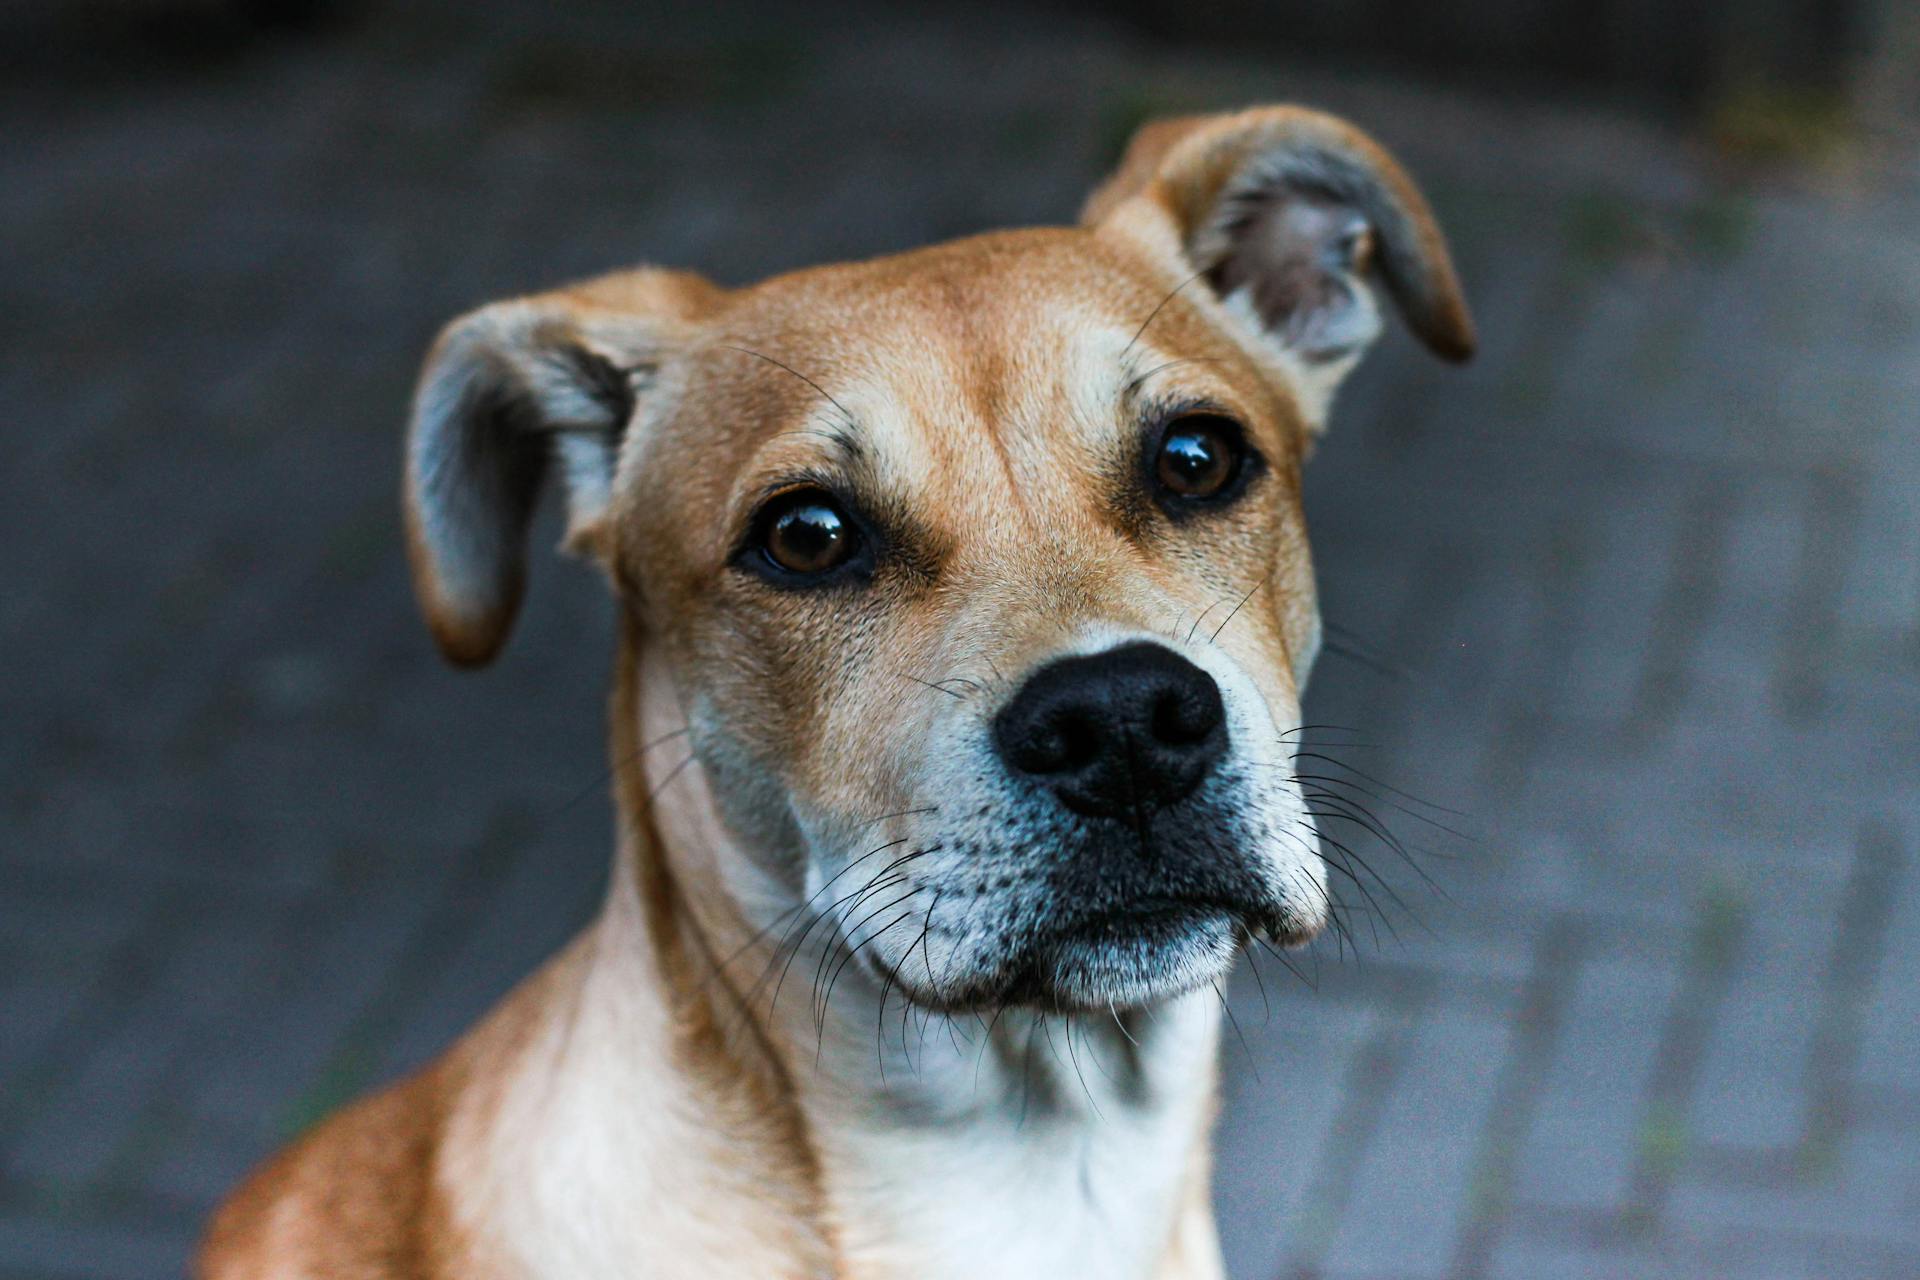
[4,5,1919,1277]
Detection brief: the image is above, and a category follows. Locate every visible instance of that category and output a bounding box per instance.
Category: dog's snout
[993,642,1226,818]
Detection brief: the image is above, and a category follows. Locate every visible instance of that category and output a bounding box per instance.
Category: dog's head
[401,108,1471,1014]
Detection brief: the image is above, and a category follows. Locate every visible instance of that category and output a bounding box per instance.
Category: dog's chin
[1015,901,1244,1011]
[905,899,1268,1015]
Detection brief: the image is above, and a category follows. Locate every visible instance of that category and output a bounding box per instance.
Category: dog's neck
[466,635,1226,1280]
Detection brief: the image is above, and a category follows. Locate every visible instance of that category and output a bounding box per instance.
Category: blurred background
[4,1,1918,1276]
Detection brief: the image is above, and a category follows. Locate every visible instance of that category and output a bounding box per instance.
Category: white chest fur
[809,994,1224,1280]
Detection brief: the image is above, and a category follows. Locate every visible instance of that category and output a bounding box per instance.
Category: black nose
[993,642,1227,819]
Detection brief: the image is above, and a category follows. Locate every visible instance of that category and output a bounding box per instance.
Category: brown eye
[759,490,860,576]
[1155,415,1245,502]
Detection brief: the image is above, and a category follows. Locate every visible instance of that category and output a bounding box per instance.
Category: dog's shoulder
[195,1062,463,1280]
[196,944,584,1279]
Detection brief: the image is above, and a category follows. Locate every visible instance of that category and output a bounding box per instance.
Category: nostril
[1151,685,1221,747]
[1055,715,1100,770]
[1012,711,1101,775]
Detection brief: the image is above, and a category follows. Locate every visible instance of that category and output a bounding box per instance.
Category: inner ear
[546,343,639,548]
[403,269,716,667]
[1206,185,1382,364]
[1084,107,1475,368]
[558,342,639,436]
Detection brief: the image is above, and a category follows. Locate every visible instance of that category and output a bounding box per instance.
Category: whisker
[1300,821,1397,949]
[1321,635,1411,681]
[1277,723,1368,739]
[808,868,921,1025]
[718,835,915,1003]
[716,344,856,425]
[810,844,942,1031]
[1244,939,1272,1022]
[975,1002,1012,1097]
[1108,999,1140,1048]
[1288,751,1471,817]
[1209,569,1274,643]
[1121,267,1209,359]
[762,846,923,1018]
[1296,773,1478,845]
[1187,595,1231,644]
[1049,1015,1103,1120]
[874,946,900,1084]
[917,891,944,998]
[1312,829,1425,941]
[1212,979,1258,1084]
[1265,938,1319,991]
[1320,858,1393,949]
[1303,791,1456,895]
[817,895,921,1052]
[553,724,690,817]
[899,671,965,700]
[1123,355,1229,398]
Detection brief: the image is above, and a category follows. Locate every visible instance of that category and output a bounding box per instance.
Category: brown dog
[199,105,1471,1279]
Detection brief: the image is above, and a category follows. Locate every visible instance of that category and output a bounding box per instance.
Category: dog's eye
[757,489,861,577]
[1153,414,1247,505]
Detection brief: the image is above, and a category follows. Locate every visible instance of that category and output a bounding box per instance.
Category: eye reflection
[1155,415,1243,501]
[760,490,858,576]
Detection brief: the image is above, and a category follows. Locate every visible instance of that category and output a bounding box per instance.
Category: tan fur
[202,106,1470,1280]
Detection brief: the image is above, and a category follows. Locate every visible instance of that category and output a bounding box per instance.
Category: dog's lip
[898,896,1255,1014]
[1042,895,1240,946]
[982,896,1244,1011]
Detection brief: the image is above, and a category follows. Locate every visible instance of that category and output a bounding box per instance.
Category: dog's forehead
[688,228,1240,485]
[735,226,1162,344]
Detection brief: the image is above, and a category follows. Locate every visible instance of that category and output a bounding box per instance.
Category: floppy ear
[403,269,714,667]
[1083,106,1473,419]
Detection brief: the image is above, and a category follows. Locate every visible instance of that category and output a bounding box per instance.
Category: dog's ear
[1083,106,1473,419]
[403,269,714,667]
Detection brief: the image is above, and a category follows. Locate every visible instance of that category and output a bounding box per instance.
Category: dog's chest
[820,1003,1221,1280]
[853,1103,1200,1278]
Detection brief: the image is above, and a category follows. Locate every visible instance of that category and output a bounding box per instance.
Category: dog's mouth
[1046,896,1238,951]
[989,895,1253,1012]
[849,784,1328,1014]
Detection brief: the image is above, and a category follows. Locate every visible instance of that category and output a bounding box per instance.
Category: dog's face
[633,234,1334,1012]
[401,108,1472,1013]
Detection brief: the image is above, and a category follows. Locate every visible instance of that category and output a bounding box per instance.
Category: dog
[198,105,1472,1279]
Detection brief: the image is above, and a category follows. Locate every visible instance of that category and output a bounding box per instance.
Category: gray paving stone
[1215,984,1379,1280]
[1690,916,1830,1155]
[0,974,93,1097]
[5,907,290,1193]
[1669,1124,1920,1253]
[371,819,609,1081]
[1542,465,1694,729]
[1515,954,1682,1215]
[1323,1011,1514,1277]
[0,1212,197,1280]
[1487,1235,1667,1280]
[1859,818,1920,1096]
[1489,1228,1918,1280]
[137,1122,266,1223]
[173,881,430,1145]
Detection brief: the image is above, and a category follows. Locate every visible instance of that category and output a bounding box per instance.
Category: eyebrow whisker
[1120,268,1209,360]
[898,671,965,700]
[716,344,857,425]
[1123,356,1229,399]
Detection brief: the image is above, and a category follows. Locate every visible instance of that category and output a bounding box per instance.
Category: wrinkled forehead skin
[611,227,1320,825]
